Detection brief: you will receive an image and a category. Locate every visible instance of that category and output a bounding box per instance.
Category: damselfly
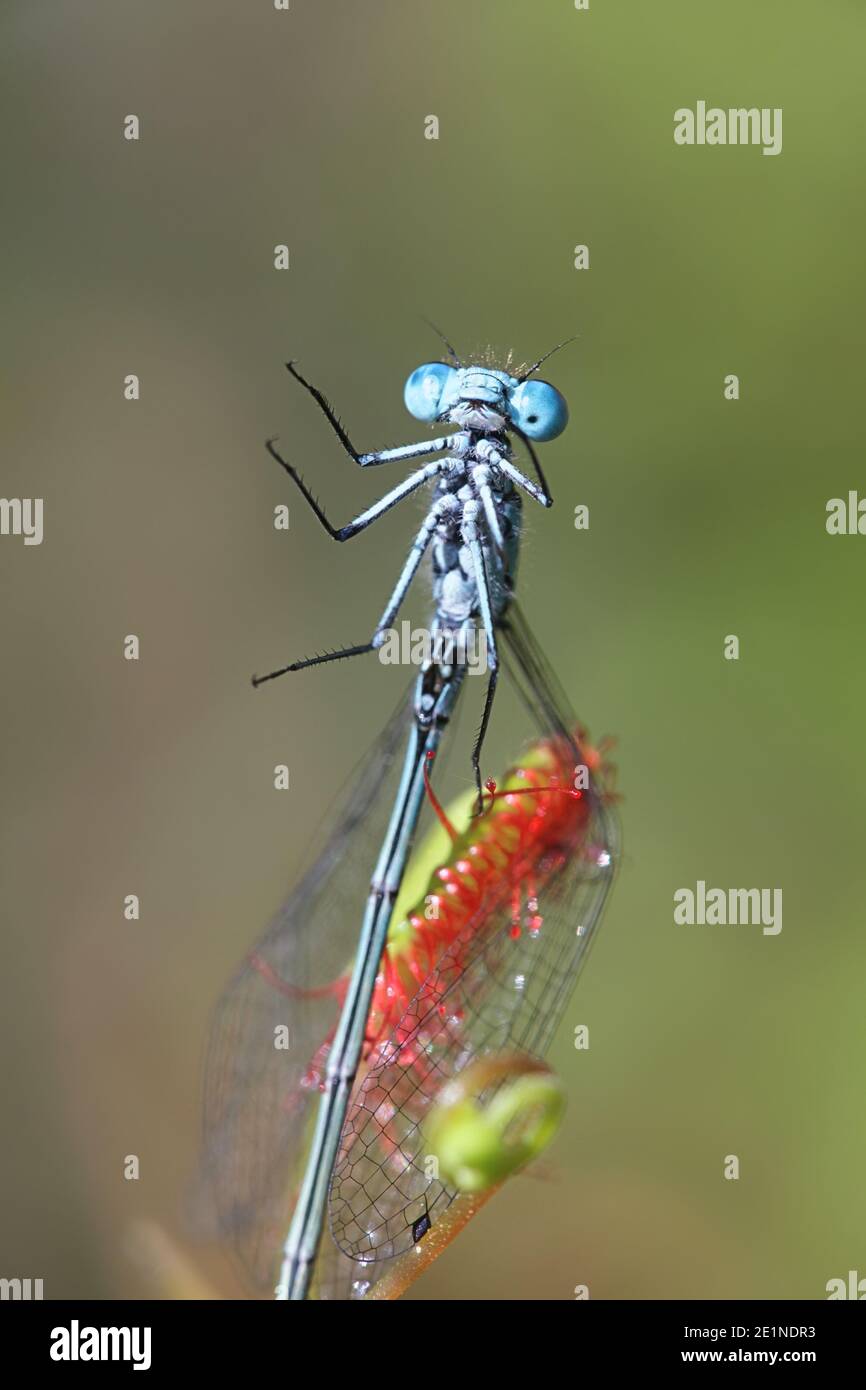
[200,337,618,1300]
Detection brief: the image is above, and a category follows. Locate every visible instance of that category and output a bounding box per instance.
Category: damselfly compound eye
[509,378,569,441]
[404,362,456,421]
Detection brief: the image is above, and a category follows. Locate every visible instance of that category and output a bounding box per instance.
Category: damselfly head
[404,361,568,441]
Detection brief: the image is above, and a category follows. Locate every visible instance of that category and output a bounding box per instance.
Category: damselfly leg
[285,360,454,467]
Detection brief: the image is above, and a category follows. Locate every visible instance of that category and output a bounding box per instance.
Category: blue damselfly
[200,334,617,1300]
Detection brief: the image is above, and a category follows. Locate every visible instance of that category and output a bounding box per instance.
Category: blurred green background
[2,0,865,1300]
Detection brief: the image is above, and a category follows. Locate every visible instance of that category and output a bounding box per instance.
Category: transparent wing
[198,690,416,1289]
[499,599,578,747]
[199,599,618,1299]
[326,760,615,1272]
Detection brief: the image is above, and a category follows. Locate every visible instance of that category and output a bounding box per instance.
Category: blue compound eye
[404,362,456,422]
[508,378,569,441]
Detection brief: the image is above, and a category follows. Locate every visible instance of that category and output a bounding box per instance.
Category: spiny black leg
[465,527,501,815]
[512,426,553,506]
[471,666,499,816]
[266,438,344,539]
[266,439,448,541]
[285,362,361,462]
[252,642,374,687]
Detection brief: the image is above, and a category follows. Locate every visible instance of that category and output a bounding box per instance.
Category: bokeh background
[2,0,865,1300]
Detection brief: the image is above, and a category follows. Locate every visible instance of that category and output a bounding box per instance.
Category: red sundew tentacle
[526,855,543,934]
[422,749,458,842]
[300,1035,335,1094]
[383,951,402,1004]
[467,842,508,876]
[508,875,523,939]
[248,951,345,1002]
[510,884,522,925]
[353,734,598,1069]
[526,866,539,911]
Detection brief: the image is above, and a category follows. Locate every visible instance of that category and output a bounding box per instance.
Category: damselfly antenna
[419,315,462,366]
[517,335,579,382]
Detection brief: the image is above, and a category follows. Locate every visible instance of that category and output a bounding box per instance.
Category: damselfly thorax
[427,445,520,642]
